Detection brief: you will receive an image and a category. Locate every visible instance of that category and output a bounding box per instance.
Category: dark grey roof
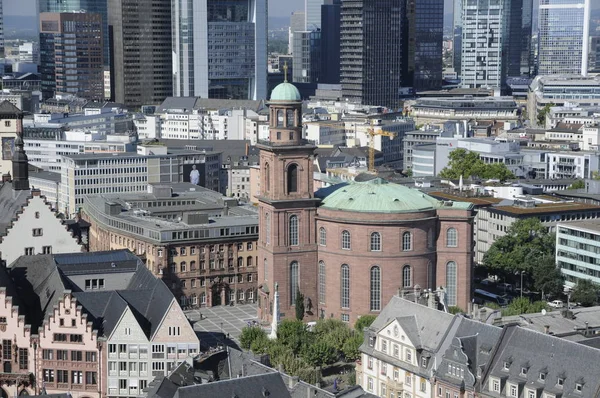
[0,183,31,237]
[156,97,266,114]
[173,373,291,398]
[483,325,600,398]
[146,377,180,398]
[0,100,23,114]
[73,291,127,337]
[54,250,140,275]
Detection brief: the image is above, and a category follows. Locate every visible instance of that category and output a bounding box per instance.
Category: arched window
[446,261,457,307]
[264,258,268,281]
[370,232,381,251]
[403,265,411,288]
[287,164,298,193]
[402,232,412,251]
[318,261,326,304]
[265,212,271,244]
[277,110,284,127]
[370,266,381,311]
[290,261,299,305]
[238,257,243,267]
[289,215,299,246]
[342,230,351,250]
[319,227,327,246]
[287,109,295,127]
[446,228,458,247]
[341,264,350,308]
[264,163,270,192]
[180,262,186,272]
[427,228,434,249]
[247,256,253,267]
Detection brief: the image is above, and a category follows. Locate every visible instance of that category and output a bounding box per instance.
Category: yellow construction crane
[367,128,395,172]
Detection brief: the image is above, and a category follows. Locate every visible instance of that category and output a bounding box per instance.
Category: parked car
[548,300,564,308]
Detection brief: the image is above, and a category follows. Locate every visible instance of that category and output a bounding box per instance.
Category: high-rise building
[591,36,600,73]
[320,0,341,84]
[453,0,462,75]
[109,0,172,108]
[171,0,267,100]
[0,0,4,58]
[289,11,306,55]
[340,0,406,107]
[39,0,110,68]
[405,0,444,91]
[538,0,590,76]
[305,0,324,30]
[39,12,104,101]
[460,0,532,89]
[292,31,321,84]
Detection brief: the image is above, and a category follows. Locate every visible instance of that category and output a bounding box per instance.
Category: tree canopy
[569,180,586,189]
[571,279,600,307]
[439,149,515,181]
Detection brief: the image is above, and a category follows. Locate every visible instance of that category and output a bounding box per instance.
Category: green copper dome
[315,176,442,213]
[270,82,301,101]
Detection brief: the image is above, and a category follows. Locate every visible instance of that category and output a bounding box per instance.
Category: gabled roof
[72,291,128,337]
[0,100,23,114]
[0,183,31,238]
[174,373,291,398]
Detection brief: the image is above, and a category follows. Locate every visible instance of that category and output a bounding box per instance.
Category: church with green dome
[256,82,475,325]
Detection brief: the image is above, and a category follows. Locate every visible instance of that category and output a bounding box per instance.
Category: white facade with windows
[556,221,600,288]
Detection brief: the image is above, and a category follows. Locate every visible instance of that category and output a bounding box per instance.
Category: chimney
[2,173,10,183]
[544,325,550,334]
[288,375,299,389]
[31,188,41,197]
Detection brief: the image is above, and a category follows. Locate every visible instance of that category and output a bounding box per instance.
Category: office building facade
[39,12,104,101]
[538,0,591,76]
[320,0,341,84]
[340,0,406,107]
[556,221,600,287]
[109,0,172,107]
[39,0,110,68]
[171,0,267,100]
[305,0,324,30]
[292,30,321,84]
[289,11,306,55]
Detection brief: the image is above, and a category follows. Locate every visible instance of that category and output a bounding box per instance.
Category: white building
[227,166,251,200]
[547,151,600,179]
[0,101,23,177]
[556,221,600,288]
[135,114,162,140]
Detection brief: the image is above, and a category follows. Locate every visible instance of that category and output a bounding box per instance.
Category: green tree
[354,315,377,332]
[500,297,548,316]
[483,218,555,277]
[569,180,586,189]
[240,326,267,350]
[481,162,516,181]
[341,332,364,361]
[571,279,600,307]
[439,149,514,181]
[295,289,305,321]
[537,103,554,126]
[532,256,564,300]
[448,306,465,314]
[277,319,309,354]
[250,333,272,354]
[302,341,338,368]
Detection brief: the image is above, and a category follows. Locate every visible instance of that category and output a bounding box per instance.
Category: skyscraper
[39,12,104,101]
[538,0,590,76]
[39,0,109,68]
[305,0,324,31]
[453,0,462,75]
[109,0,172,107]
[405,0,444,91]
[292,30,321,84]
[0,0,4,58]
[320,0,341,84]
[171,0,267,100]
[340,0,406,107]
[460,0,532,89]
[289,11,306,55]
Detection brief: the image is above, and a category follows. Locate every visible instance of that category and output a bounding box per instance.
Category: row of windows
[42,369,97,384]
[316,227,458,250]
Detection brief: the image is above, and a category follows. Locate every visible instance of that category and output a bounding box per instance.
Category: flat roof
[63,150,219,161]
[557,220,600,233]
[429,192,503,206]
[490,201,600,216]
[499,305,600,336]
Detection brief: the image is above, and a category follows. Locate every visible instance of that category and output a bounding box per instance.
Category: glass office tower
[538,0,590,76]
[305,0,324,31]
[171,0,267,100]
[39,0,109,67]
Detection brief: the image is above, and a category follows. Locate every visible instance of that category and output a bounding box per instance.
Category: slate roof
[54,250,140,275]
[156,97,266,114]
[0,100,23,114]
[0,182,31,237]
[73,291,127,337]
[173,373,290,398]
[483,325,600,398]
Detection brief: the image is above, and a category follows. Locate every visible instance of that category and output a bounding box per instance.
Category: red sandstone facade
[257,88,474,325]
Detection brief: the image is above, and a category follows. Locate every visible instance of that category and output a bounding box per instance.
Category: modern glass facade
[556,223,600,287]
[39,0,109,68]
[538,0,590,76]
[305,0,324,30]
[320,0,341,84]
[340,0,405,108]
[172,0,267,100]
[292,30,321,84]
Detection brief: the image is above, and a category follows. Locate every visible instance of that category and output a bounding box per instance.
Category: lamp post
[520,271,525,298]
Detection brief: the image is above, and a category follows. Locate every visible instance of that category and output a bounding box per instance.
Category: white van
[548,300,564,308]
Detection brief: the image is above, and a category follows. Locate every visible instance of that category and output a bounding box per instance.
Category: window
[405,374,412,386]
[290,261,299,305]
[382,339,388,353]
[406,349,412,362]
[319,227,326,246]
[528,390,536,398]
[318,261,326,304]
[71,351,83,361]
[510,385,518,397]
[402,232,412,251]
[180,262,186,272]
[32,228,43,237]
[287,109,295,127]
[18,348,28,369]
[367,377,373,392]
[557,378,564,387]
[43,369,54,382]
[576,384,583,392]
[521,367,528,376]
[42,349,53,360]
[403,265,411,288]
[370,266,381,311]
[264,163,270,192]
[427,228,434,249]
[393,344,399,357]
[35,211,40,219]
[370,232,381,251]
[342,230,351,250]
[265,213,271,244]
[24,247,34,255]
[420,379,427,392]
[277,110,284,127]
[492,379,500,392]
[72,370,83,384]
[289,215,298,246]
[264,258,268,281]
[446,261,457,307]
[5,120,11,127]
[341,264,350,308]
[57,370,69,383]
[86,351,96,362]
[446,228,458,247]
[86,371,97,385]
[287,164,298,193]
[168,326,181,336]
[341,313,349,322]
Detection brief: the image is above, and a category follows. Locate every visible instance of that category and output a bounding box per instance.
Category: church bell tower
[256,75,319,323]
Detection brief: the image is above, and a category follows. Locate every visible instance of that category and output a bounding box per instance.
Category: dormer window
[557,378,564,387]
[539,372,546,382]
[503,362,510,371]
[381,339,388,354]
[521,367,528,376]
[576,383,583,392]
[368,336,375,347]
[421,357,428,367]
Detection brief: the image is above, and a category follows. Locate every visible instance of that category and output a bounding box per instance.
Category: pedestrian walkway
[186,304,261,348]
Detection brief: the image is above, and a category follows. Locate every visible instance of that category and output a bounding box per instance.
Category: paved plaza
[186,303,267,349]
